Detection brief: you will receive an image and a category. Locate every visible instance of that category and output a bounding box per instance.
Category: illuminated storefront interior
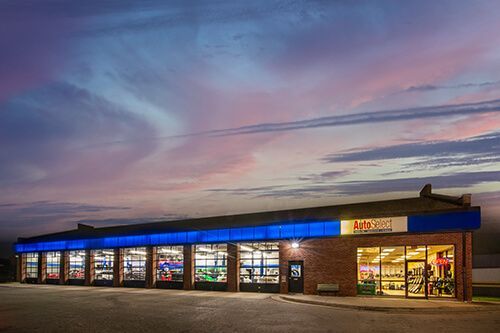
[357,245,455,298]
[23,252,38,281]
[93,249,114,283]
[239,242,280,292]
[46,251,60,281]
[156,245,184,288]
[123,247,147,282]
[195,244,227,290]
[68,251,85,280]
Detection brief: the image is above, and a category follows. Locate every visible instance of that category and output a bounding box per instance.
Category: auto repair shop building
[15,184,480,301]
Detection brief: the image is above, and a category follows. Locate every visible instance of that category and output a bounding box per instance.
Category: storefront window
[357,247,380,295]
[124,247,147,281]
[380,246,405,296]
[357,244,455,298]
[156,246,183,282]
[427,245,455,297]
[405,246,427,297]
[69,251,86,279]
[46,251,60,279]
[23,252,38,279]
[93,249,114,280]
[239,242,279,284]
[195,244,227,283]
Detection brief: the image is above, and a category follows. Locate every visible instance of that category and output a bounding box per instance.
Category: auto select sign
[340,216,407,235]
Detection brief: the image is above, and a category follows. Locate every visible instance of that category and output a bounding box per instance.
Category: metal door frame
[288,260,304,293]
[405,259,427,299]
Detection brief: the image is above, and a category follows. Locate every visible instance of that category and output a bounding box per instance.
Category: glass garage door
[239,242,280,293]
[123,247,147,288]
[93,249,114,286]
[156,246,184,289]
[195,244,227,291]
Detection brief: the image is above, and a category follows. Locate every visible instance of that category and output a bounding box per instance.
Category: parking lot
[0,284,499,332]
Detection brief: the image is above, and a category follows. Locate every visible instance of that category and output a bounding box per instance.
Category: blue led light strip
[15,221,341,253]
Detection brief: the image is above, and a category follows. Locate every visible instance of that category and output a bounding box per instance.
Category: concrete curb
[273,295,495,313]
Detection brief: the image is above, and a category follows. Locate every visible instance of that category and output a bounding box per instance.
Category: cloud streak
[207,171,500,199]
[203,99,500,137]
[89,98,500,148]
[402,80,500,93]
[0,201,130,219]
[325,131,500,164]
[333,171,500,196]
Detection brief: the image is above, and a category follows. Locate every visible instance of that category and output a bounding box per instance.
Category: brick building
[15,184,480,301]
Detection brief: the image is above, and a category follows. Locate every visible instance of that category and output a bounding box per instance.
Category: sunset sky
[1,0,499,256]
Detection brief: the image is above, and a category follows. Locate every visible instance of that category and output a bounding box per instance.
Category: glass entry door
[288,261,304,293]
[406,260,426,298]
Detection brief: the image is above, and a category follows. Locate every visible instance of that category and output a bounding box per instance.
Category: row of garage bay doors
[22,242,281,292]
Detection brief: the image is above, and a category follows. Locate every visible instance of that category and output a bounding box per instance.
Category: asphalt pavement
[0,284,499,332]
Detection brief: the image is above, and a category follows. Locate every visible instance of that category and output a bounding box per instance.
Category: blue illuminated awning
[14,210,480,253]
[15,221,341,253]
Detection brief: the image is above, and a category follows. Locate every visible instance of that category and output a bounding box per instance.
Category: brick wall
[227,243,239,292]
[17,254,24,282]
[279,231,471,301]
[38,252,47,284]
[183,245,194,290]
[60,251,69,284]
[113,248,123,287]
[145,246,155,288]
[84,249,93,286]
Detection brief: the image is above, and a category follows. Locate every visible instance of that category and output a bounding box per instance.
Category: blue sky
[1,1,499,255]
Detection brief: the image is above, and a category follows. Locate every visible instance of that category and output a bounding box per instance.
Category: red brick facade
[279,231,472,301]
[227,243,239,292]
[113,248,123,287]
[19,233,473,301]
[183,245,194,290]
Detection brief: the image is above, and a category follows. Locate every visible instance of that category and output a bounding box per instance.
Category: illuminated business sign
[341,216,407,235]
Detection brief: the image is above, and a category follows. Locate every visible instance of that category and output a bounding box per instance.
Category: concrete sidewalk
[273,294,499,312]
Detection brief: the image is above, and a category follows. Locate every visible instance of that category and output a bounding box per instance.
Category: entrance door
[406,260,427,298]
[288,261,304,293]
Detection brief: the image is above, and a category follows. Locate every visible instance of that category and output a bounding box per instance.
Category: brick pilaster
[38,252,47,284]
[145,246,155,288]
[227,243,239,292]
[183,245,194,290]
[85,249,93,286]
[60,251,69,284]
[113,248,123,287]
